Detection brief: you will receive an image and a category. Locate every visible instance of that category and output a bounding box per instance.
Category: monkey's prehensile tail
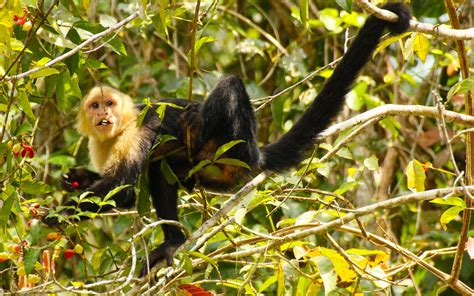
[260,3,411,171]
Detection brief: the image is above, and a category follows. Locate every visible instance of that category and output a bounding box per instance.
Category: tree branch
[355,0,474,40]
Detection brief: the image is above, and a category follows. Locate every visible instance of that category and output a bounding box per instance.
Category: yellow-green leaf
[364,155,379,171]
[277,261,285,296]
[214,158,250,170]
[30,68,60,79]
[299,0,309,29]
[431,196,466,208]
[413,33,430,63]
[374,32,411,57]
[440,206,463,230]
[405,160,426,192]
[213,140,245,161]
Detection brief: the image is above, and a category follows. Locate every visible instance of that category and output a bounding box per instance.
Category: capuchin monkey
[43,3,411,276]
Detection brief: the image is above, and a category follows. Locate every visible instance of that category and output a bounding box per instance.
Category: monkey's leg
[199,75,259,165]
[140,164,186,276]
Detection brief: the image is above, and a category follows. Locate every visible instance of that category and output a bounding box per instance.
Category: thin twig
[2,10,140,82]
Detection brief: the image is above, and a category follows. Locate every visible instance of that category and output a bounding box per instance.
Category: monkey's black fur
[46,3,411,277]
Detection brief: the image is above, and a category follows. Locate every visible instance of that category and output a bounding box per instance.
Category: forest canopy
[0,0,473,294]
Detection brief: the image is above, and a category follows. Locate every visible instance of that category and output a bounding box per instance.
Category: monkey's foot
[139,238,185,277]
[178,102,203,142]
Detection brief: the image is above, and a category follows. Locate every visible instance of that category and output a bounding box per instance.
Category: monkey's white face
[78,86,136,141]
[85,94,121,139]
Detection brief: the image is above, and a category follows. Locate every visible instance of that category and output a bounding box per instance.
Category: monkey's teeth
[98,119,110,126]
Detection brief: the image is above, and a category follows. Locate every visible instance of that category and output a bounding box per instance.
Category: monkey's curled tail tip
[380,2,412,35]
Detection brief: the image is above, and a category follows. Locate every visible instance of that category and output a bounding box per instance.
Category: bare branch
[355,0,474,40]
[322,104,474,139]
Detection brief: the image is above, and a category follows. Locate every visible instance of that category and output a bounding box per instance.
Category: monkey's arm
[44,159,147,226]
[60,167,101,192]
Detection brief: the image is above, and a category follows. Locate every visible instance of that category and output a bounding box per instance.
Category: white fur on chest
[88,123,142,175]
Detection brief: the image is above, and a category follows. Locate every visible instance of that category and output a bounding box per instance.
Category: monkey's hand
[60,168,101,192]
[41,212,61,227]
[139,237,186,277]
[178,102,203,150]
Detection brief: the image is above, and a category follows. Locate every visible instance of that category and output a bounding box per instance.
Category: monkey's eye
[91,102,99,109]
[106,100,114,106]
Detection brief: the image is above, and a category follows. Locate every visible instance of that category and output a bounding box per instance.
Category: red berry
[22,145,35,158]
[72,181,79,189]
[13,244,21,253]
[64,249,74,259]
[15,17,26,26]
[13,15,19,21]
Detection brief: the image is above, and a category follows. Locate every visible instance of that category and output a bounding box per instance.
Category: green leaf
[320,247,356,282]
[299,0,309,29]
[319,143,332,151]
[364,155,379,171]
[374,32,411,58]
[47,155,76,167]
[380,117,401,138]
[187,251,218,270]
[91,249,106,271]
[405,160,426,192]
[431,196,466,208]
[203,165,222,177]
[194,36,215,55]
[103,185,130,202]
[187,159,212,179]
[153,0,170,39]
[137,174,151,216]
[18,92,35,121]
[319,9,341,32]
[182,253,193,276]
[0,195,15,226]
[28,220,42,245]
[440,206,464,230]
[234,208,247,225]
[99,14,117,28]
[336,147,352,160]
[317,163,330,178]
[447,77,474,102]
[24,248,41,275]
[346,248,387,256]
[295,210,317,225]
[259,275,277,293]
[213,140,245,161]
[20,180,52,194]
[137,104,150,127]
[107,37,127,56]
[161,159,178,185]
[313,256,337,293]
[413,33,430,63]
[29,68,60,79]
[214,158,250,170]
[336,0,352,12]
[334,181,358,195]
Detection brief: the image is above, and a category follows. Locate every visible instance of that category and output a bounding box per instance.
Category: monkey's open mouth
[97,119,112,126]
